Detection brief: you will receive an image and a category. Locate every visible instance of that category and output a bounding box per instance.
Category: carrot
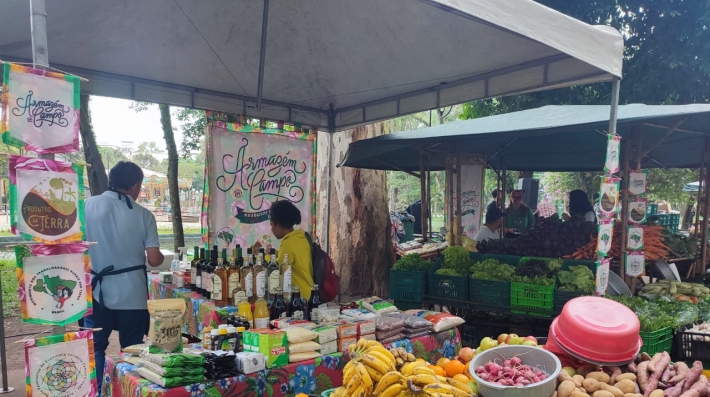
[682,362,703,393]
[678,375,708,397]
[648,353,663,373]
[670,363,690,385]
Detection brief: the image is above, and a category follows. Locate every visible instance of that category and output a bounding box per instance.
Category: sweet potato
[670,363,690,385]
[679,375,708,397]
[610,367,623,385]
[628,362,638,374]
[663,369,673,383]
[648,353,663,373]
[645,352,671,397]
[640,353,653,362]
[681,362,703,393]
[559,381,576,397]
[666,382,685,397]
[638,362,651,391]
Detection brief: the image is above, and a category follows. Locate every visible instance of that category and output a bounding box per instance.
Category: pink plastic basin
[552,296,641,364]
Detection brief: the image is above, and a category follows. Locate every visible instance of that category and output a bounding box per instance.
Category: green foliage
[441,246,475,276]
[511,258,561,286]
[434,268,463,276]
[469,259,515,281]
[557,265,595,294]
[610,295,700,332]
[393,253,432,271]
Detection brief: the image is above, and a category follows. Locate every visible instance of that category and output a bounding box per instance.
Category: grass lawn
[1,259,19,317]
[158,227,201,235]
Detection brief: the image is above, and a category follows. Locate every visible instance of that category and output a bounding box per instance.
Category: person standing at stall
[505,190,535,232]
[83,161,164,392]
[486,189,499,213]
[270,200,314,300]
[474,207,505,242]
[563,190,597,223]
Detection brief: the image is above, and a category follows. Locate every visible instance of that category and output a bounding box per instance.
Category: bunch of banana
[389,346,416,369]
[374,362,474,397]
[336,339,398,396]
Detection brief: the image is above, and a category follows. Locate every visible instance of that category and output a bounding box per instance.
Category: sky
[90,96,187,160]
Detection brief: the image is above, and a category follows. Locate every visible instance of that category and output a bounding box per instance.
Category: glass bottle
[281,254,292,301]
[266,249,280,302]
[253,253,266,303]
[190,247,199,291]
[288,285,305,320]
[209,329,220,351]
[196,247,205,295]
[307,284,321,324]
[204,246,217,300]
[241,248,255,304]
[237,300,254,329]
[269,288,286,320]
[213,249,229,306]
[228,246,241,305]
[253,293,270,329]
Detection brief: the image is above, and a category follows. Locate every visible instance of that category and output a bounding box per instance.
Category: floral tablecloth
[148,274,238,336]
[103,328,462,397]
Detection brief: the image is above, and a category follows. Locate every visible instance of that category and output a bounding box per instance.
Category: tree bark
[159,104,185,251]
[317,122,393,299]
[79,95,108,196]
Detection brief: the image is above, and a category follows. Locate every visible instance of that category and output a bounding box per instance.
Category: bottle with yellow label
[253,292,269,329]
[266,248,280,302]
[237,300,253,329]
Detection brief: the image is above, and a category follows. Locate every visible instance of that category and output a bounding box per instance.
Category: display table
[103,328,462,397]
[148,273,238,336]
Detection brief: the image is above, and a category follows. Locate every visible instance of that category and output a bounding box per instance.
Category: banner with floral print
[9,156,85,243]
[16,243,92,326]
[1,63,80,154]
[24,330,97,397]
[202,115,317,251]
[103,328,460,397]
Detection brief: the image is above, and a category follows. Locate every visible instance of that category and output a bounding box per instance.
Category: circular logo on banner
[35,353,87,396]
[21,177,78,236]
[28,266,83,315]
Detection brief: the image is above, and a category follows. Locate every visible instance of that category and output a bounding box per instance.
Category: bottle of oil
[237,300,253,329]
[213,249,229,306]
[190,246,199,291]
[253,253,266,302]
[253,292,269,329]
[281,254,292,301]
[266,249,280,303]
[228,246,241,305]
[241,248,255,304]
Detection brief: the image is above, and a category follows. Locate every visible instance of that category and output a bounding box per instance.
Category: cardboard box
[243,329,288,368]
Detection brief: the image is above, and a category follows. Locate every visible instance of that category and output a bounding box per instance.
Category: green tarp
[340,104,710,172]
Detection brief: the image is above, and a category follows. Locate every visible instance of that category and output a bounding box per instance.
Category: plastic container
[428,262,469,300]
[676,325,710,361]
[389,269,426,302]
[401,220,414,243]
[470,345,561,397]
[510,282,555,317]
[640,327,673,356]
[321,389,337,397]
[469,278,511,310]
[552,296,641,365]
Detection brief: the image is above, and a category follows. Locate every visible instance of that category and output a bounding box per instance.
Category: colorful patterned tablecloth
[148,274,238,336]
[103,328,462,397]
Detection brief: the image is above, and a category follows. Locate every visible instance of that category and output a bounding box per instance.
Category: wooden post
[419,152,428,242]
[701,137,710,274]
[619,129,632,283]
[456,151,462,246]
[427,163,432,239]
[501,154,507,233]
[447,155,454,240]
[696,152,706,237]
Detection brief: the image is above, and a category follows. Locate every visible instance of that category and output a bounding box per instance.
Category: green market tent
[340,104,710,172]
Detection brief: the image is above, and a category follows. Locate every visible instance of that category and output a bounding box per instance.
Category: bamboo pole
[456,151,462,246]
[619,129,632,283]
[419,152,428,242]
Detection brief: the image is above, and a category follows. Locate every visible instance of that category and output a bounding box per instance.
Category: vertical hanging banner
[203,116,316,251]
[447,161,485,237]
[1,63,80,154]
[9,156,85,243]
[628,197,648,224]
[15,243,92,326]
[628,170,648,196]
[604,135,621,174]
[627,227,645,251]
[597,219,614,256]
[625,251,646,277]
[595,259,610,296]
[598,177,620,218]
[24,330,97,397]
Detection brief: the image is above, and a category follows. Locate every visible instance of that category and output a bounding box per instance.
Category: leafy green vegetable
[393,253,431,271]
[442,246,474,275]
[510,258,561,286]
[470,259,515,281]
[510,274,556,286]
[610,295,702,331]
[557,265,595,294]
[435,268,463,276]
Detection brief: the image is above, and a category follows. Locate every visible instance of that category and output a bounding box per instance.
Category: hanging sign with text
[447,162,484,238]
[1,63,80,154]
[204,122,316,251]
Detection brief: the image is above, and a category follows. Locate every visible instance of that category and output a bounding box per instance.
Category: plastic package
[319,340,338,355]
[147,299,186,353]
[235,352,265,374]
[313,326,338,344]
[403,310,465,332]
[359,297,398,314]
[342,308,379,321]
[285,327,317,343]
[379,333,405,344]
[338,337,357,352]
[336,324,358,339]
[402,329,431,338]
[135,359,204,377]
[356,320,376,336]
[135,367,204,388]
[289,351,320,363]
[360,333,376,341]
[376,327,405,340]
[202,351,239,379]
[140,351,205,368]
[271,318,317,330]
[318,308,341,323]
[385,313,434,330]
[375,316,405,332]
[289,341,322,354]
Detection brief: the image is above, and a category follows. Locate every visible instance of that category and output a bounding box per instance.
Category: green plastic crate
[554,290,585,314]
[640,327,673,356]
[394,300,423,311]
[389,269,426,302]
[428,262,469,299]
[469,278,511,310]
[480,254,520,266]
[510,282,555,317]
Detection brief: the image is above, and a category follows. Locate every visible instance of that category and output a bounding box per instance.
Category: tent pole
[255,0,270,110]
[456,151,462,246]
[696,160,705,237]
[427,160,432,239]
[325,105,334,253]
[608,77,621,135]
[419,152,428,242]
[448,154,454,241]
[701,137,710,275]
[619,128,631,284]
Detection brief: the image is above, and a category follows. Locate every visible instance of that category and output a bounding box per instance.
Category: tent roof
[0,0,622,131]
[340,104,710,172]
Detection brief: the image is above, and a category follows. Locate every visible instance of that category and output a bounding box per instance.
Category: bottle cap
[292,285,300,292]
[227,327,237,333]
[237,327,246,332]
[313,284,319,289]
[219,324,228,330]
[211,329,220,336]
[219,329,228,335]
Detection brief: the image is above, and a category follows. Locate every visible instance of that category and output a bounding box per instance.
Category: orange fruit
[429,365,446,377]
[436,358,451,369]
[445,360,465,377]
[453,374,470,384]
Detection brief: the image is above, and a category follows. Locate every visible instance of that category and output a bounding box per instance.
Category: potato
[624,393,637,397]
[600,384,624,397]
[615,380,636,394]
[551,393,558,397]
[584,378,602,393]
[559,381,577,397]
[593,391,615,397]
[572,392,590,397]
[615,374,637,384]
[649,391,664,397]
[559,372,575,383]
[573,375,585,388]
[588,372,612,384]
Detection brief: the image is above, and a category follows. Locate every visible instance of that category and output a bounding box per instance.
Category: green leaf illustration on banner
[413,340,427,360]
[316,373,333,391]
[205,387,222,397]
[267,375,279,385]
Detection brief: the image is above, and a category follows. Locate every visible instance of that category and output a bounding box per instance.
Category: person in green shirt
[505,190,535,232]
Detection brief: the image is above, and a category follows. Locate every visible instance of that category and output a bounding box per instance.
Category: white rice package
[289,341,322,354]
[286,327,317,343]
[403,310,465,332]
[359,297,398,315]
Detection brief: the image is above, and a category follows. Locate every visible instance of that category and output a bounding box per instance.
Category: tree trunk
[159,104,185,251]
[79,95,108,196]
[317,122,393,299]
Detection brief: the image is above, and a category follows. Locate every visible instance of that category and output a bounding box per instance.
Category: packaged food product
[243,329,288,368]
[270,318,317,330]
[122,344,148,355]
[147,299,186,353]
[338,337,357,352]
[356,320,376,336]
[379,333,405,344]
[341,308,379,321]
[385,312,434,330]
[289,351,320,363]
[289,341,322,354]
[375,316,405,332]
[376,327,404,340]
[285,327,317,343]
[318,340,338,355]
[139,351,205,368]
[360,333,376,341]
[402,310,465,332]
[235,352,266,374]
[136,359,204,377]
[359,297,398,314]
[312,326,338,344]
[135,367,204,388]
[336,324,358,339]
[402,329,431,338]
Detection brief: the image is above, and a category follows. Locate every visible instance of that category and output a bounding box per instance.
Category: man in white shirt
[474,207,506,242]
[82,161,164,392]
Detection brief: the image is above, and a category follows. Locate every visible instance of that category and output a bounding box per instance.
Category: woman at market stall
[474,207,505,242]
[270,200,314,299]
[563,189,597,223]
[505,190,535,232]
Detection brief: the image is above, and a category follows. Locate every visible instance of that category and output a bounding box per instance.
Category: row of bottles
[237,284,321,329]
[186,245,293,307]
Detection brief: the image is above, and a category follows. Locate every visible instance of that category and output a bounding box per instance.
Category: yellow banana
[368,345,397,363]
[436,375,449,383]
[357,338,370,350]
[374,371,407,396]
[349,343,358,354]
[351,384,366,397]
[407,353,416,362]
[345,371,361,394]
[364,363,384,382]
[368,351,396,370]
[402,361,428,376]
[410,367,436,377]
[355,362,374,395]
[343,361,356,385]
[389,347,401,359]
[424,383,471,397]
[446,377,473,394]
[380,383,407,397]
[425,393,455,397]
[396,357,405,367]
[361,353,391,375]
[408,374,442,387]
